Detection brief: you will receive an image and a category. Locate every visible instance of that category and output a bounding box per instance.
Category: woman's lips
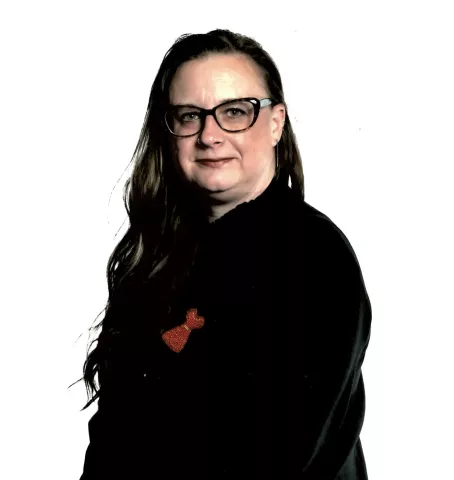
[197,158,233,167]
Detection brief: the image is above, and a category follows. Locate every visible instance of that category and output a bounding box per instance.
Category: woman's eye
[180,112,200,122]
[226,108,244,117]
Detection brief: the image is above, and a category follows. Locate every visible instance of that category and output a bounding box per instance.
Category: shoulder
[284,196,363,277]
[283,196,371,322]
[285,198,372,362]
[303,202,361,269]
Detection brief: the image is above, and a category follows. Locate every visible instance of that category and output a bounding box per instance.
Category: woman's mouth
[197,158,233,168]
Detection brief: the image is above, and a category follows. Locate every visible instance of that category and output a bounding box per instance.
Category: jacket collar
[199,172,296,244]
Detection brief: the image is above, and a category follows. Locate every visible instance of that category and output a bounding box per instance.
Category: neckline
[204,173,291,233]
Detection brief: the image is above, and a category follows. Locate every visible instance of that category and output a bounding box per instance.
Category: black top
[80,174,372,479]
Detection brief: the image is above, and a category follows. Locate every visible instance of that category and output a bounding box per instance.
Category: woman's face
[168,53,286,217]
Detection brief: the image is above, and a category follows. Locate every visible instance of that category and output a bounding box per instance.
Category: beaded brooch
[161,308,205,353]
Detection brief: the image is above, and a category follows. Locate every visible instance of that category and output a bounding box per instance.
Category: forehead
[169,54,266,106]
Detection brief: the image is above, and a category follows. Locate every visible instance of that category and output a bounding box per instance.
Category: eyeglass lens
[167,100,255,135]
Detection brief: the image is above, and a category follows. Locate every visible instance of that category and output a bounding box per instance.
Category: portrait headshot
[75,29,372,479]
[3,3,452,480]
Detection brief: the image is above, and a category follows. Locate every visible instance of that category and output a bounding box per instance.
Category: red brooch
[161,308,205,353]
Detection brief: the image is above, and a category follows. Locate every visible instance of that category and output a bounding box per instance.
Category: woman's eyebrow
[174,97,243,108]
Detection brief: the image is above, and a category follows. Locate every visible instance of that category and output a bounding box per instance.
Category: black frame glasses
[164,97,276,137]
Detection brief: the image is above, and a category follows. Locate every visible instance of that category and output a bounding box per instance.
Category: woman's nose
[197,115,224,145]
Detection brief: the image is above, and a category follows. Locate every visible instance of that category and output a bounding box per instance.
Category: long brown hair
[70,29,305,411]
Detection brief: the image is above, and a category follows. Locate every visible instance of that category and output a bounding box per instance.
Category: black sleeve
[79,284,152,480]
[79,381,141,479]
[79,407,107,480]
[287,216,372,479]
[79,369,154,479]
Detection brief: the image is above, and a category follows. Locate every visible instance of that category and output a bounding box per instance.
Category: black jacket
[80,173,372,479]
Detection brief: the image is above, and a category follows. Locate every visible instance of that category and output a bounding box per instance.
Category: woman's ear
[271,104,286,145]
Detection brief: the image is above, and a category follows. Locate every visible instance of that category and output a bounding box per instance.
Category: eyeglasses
[164,97,275,137]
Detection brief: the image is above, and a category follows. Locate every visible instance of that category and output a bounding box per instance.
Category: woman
[77,29,372,479]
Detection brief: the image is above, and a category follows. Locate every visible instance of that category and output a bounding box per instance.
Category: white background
[1,1,453,479]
